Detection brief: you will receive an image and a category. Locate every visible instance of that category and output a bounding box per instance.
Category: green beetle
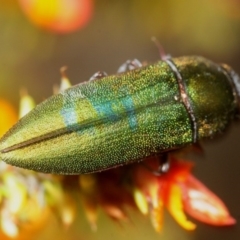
[0,56,239,174]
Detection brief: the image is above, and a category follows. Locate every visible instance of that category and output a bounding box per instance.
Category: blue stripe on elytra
[121,95,137,130]
[60,103,78,131]
[89,85,137,130]
[60,100,95,135]
[61,85,138,132]
[93,101,120,122]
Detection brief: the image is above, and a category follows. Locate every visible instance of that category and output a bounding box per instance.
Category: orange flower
[132,156,236,231]
[0,99,17,137]
[18,0,93,33]
[78,154,236,233]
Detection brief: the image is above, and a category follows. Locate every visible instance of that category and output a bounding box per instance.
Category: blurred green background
[1,0,240,239]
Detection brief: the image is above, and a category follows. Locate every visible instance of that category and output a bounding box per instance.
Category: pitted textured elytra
[0,56,239,174]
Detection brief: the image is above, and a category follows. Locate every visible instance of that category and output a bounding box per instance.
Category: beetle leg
[89,71,108,81]
[157,153,170,174]
[142,154,170,176]
[117,59,142,73]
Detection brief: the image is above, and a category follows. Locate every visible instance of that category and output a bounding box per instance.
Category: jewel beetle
[0,56,239,174]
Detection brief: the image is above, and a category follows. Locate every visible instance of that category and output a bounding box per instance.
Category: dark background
[1,0,240,239]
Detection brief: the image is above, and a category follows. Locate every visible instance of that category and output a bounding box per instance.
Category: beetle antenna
[151,37,171,61]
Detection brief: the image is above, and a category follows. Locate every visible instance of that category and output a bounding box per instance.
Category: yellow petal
[1,209,19,238]
[150,199,164,232]
[43,180,64,205]
[79,174,97,193]
[81,198,98,231]
[18,198,43,222]
[19,90,35,118]
[102,204,128,221]
[3,173,27,214]
[80,190,98,231]
[149,182,159,209]
[167,183,196,231]
[133,188,148,215]
[60,66,71,91]
[59,196,75,228]
[79,175,98,230]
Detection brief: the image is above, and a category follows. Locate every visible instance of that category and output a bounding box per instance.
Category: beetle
[0,56,239,174]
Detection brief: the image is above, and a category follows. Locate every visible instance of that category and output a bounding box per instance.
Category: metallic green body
[0,56,239,174]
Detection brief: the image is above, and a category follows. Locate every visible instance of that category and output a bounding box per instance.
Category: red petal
[182,175,236,226]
